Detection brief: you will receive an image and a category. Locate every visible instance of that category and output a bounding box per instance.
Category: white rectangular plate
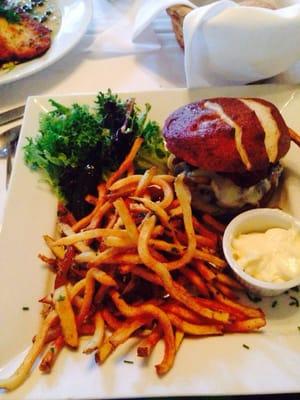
[1,85,300,399]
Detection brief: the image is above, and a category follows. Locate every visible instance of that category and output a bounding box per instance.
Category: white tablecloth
[0,0,187,226]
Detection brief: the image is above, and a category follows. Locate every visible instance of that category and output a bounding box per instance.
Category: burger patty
[0,13,51,63]
[163,97,290,173]
[170,157,283,215]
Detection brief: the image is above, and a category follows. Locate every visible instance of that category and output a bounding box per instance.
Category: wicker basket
[167,1,277,50]
[166,5,193,49]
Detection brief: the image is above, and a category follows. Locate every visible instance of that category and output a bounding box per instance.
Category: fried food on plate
[0,13,51,63]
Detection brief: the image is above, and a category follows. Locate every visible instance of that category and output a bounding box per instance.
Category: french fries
[0,140,267,391]
[137,326,161,357]
[167,313,223,336]
[0,311,58,390]
[106,137,144,188]
[39,335,65,373]
[53,285,78,347]
[113,198,139,243]
[109,289,176,375]
[82,312,105,354]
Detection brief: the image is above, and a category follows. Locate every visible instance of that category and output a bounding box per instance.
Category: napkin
[132,0,300,86]
[85,0,167,55]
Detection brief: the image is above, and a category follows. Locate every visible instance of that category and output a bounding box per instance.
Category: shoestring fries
[0,139,266,392]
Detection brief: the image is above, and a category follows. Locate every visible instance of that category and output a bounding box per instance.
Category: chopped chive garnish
[271,300,278,308]
[242,344,250,350]
[57,295,65,302]
[289,296,299,307]
[22,306,30,311]
[124,360,134,364]
[246,292,262,303]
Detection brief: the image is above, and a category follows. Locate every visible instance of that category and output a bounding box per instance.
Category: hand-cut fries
[82,312,105,354]
[53,285,78,348]
[109,289,176,375]
[0,311,58,390]
[39,335,65,373]
[166,313,223,336]
[137,326,161,357]
[0,140,266,392]
[113,198,139,243]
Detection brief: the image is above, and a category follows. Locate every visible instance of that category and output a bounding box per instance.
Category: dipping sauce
[232,227,300,283]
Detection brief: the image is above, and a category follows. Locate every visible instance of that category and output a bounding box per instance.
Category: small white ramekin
[223,208,300,297]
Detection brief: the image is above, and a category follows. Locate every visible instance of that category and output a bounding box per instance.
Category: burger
[163,97,291,216]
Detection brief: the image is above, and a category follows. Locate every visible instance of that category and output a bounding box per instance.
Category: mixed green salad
[24,90,169,219]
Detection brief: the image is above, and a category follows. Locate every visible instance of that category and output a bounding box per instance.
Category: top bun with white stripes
[163,97,290,173]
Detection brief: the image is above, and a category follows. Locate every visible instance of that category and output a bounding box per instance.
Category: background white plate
[1,85,300,399]
[0,0,93,86]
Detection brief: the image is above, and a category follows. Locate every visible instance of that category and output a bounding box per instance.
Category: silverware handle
[0,105,25,126]
[6,144,12,190]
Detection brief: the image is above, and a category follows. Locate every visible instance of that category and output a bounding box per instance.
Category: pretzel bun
[163,97,290,173]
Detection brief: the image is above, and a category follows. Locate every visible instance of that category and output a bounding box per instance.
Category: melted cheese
[204,101,251,170]
[211,174,271,208]
[240,98,280,163]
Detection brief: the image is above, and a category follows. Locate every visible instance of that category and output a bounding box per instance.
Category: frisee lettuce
[24,101,101,196]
